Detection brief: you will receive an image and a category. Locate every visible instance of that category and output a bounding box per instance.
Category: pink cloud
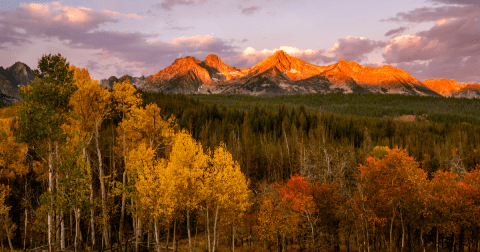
[329,36,387,62]
[383,5,480,83]
[226,46,334,68]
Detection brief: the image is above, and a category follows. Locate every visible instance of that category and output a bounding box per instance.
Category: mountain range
[2,51,480,105]
[140,50,463,97]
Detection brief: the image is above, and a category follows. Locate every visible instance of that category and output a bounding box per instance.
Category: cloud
[102,10,143,19]
[164,21,194,31]
[383,34,444,63]
[428,0,480,5]
[328,36,387,62]
[0,2,239,79]
[226,46,334,68]
[385,27,408,37]
[154,0,206,11]
[383,5,480,23]
[382,6,480,83]
[241,6,261,15]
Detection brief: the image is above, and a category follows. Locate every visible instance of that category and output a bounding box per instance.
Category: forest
[1,54,480,252]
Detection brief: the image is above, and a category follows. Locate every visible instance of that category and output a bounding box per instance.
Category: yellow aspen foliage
[69,66,111,134]
[112,79,142,116]
[117,103,175,157]
[131,144,176,221]
[208,142,250,215]
[168,130,209,211]
[0,117,28,179]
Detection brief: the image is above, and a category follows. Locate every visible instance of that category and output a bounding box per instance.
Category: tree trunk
[334,221,340,252]
[95,125,109,249]
[155,217,160,252]
[135,212,141,252]
[436,227,439,252]
[75,208,82,252]
[232,218,236,252]
[401,211,405,252]
[119,171,126,251]
[60,211,65,250]
[187,210,193,252]
[166,223,170,252]
[148,221,151,251]
[421,228,426,252]
[212,203,220,252]
[48,142,54,252]
[24,208,28,251]
[390,209,396,252]
[206,205,211,252]
[173,219,176,252]
[4,221,13,252]
[194,222,198,252]
[90,181,96,250]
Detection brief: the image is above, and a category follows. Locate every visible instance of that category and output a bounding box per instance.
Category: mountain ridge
[141,50,442,97]
[4,52,480,105]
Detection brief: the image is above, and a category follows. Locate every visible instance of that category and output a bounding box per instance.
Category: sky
[0,0,479,83]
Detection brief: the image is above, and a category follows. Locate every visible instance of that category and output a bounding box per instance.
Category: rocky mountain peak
[249,50,323,81]
[204,54,221,65]
[422,78,462,96]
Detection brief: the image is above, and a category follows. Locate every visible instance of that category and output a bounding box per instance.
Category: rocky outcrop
[200,54,247,81]
[0,62,36,105]
[100,75,145,89]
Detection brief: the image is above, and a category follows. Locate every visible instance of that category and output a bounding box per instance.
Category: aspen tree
[17,53,76,252]
[0,117,28,251]
[168,131,209,252]
[112,80,141,249]
[70,66,112,248]
[127,143,176,252]
[204,143,250,252]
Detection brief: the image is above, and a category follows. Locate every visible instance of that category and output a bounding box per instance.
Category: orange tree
[425,170,460,252]
[357,147,427,252]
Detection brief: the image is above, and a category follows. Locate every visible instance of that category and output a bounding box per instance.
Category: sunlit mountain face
[140,50,440,97]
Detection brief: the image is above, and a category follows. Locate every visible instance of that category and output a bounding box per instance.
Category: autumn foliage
[4,54,480,252]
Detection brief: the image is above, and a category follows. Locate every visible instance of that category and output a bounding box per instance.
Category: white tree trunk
[95,122,109,248]
[60,211,65,250]
[206,205,211,252]
[119,171,126,251]
[212,204,219,252]
[48,142,53,252]
[75,207,81,252]
[90,181,95,249]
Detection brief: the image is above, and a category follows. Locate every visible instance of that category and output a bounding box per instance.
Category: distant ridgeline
[3,51,480,106]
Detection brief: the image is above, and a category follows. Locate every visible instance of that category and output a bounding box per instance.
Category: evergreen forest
[1,54,480,252]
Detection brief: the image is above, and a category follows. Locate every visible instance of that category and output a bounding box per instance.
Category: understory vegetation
[1,54,480,252]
